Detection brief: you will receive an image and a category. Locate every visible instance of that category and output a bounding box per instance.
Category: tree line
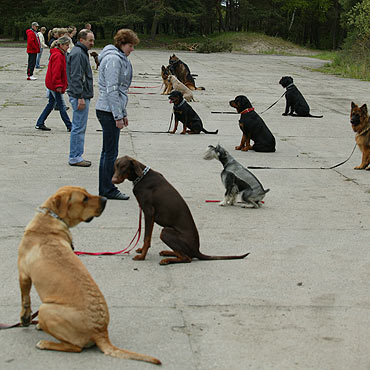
[0,0,369,51]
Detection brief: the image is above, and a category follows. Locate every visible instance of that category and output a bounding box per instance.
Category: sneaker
[27,77,31,80]
[69,160,91,167]
[35,124,51,131]
[29,76,37,80]
[106,192,130,200]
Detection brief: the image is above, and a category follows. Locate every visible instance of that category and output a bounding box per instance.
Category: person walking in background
[35,36,72,131]
[66,29,94,167]
[48,28,58,48]
[26,22,40,80]
[36,26,48,69]
[95,29,139,200]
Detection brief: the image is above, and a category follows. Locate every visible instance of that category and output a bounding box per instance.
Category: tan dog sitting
[168,75,194,102]
[18,186,161,365]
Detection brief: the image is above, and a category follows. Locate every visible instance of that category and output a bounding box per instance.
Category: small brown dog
[160,65,172,95]
[18,186,161,365]
[90,51,99,70]
[350,102,370,170]
[112,156,248,265]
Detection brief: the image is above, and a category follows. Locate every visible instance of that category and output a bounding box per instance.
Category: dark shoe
[67,126,72,132]
[106,192,130,200]
[69,160,91,167]
[35,124,51,131]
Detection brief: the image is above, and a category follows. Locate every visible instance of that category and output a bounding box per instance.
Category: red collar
[240,107,254,114]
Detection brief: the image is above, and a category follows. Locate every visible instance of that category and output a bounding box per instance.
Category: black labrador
[279,76,323,118]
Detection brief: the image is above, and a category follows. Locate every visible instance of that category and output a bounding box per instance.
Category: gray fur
[203,144,269,208]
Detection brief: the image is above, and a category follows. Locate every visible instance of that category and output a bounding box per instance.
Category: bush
[196,38,232,53]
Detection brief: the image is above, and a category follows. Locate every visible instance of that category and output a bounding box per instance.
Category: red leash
[74,208,142,256]
[130,85,162,89]
[0,311,39,330]
[0,209,143,329]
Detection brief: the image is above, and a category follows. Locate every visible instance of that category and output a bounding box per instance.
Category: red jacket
[26,29,40,54]
[45,48,68,93]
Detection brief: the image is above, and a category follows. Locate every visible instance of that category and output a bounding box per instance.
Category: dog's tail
[308,114,323,118]
[264,188,270,194]
[196,252,250,261]
[202,128,219,135]
[196,86,206,90]
[94,331,161,365]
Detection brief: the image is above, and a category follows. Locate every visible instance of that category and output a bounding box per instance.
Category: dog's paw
[241,147,249,152]
[354,165,365,170]
[21,313,31,327]
[135,248,143,253]
[133,254,146,261]
[36,340,48,350]
[282,113,288,116]
[219,201,227,206]
[235,146,242,150]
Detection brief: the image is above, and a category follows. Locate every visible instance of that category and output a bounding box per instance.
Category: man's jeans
[36,91,72,129]
[69,97,90,164]
[96,110,121,197]
[36,48,43,68]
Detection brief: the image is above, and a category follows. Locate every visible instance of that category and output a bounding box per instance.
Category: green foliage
[346,0,370,38]
[196,37,232,53]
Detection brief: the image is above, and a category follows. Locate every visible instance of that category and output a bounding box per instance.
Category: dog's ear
[351,102,356,110]
[131,159,143,178]
[360,104,368,115]
[51,191,70,219]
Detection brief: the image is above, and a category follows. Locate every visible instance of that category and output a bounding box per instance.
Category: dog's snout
[351,115,360,126]
[100,196,107,212]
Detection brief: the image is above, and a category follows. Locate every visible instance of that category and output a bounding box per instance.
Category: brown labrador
[18,186,161,365]
[112,156,249,265]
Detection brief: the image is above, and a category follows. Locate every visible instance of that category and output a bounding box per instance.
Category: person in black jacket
[66,29,94,167]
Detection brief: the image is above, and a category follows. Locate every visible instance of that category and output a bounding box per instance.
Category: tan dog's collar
[37,207,68,227]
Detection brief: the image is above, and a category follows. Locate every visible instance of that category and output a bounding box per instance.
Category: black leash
[0,311,39,330]
[167,112,174,132]
[259,92,286,115]
[248,144,357,170]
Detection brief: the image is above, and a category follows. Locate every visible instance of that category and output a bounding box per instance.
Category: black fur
[229,95,276,152]
[279,76,323,118]
[169,91,218,134]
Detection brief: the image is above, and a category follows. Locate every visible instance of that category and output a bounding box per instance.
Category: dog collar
[359,125,370,136]
[133,166,151,187]
[286,83,295,89]
[174,99,186,109]
[37,207,68,227]
[240,107,254,114]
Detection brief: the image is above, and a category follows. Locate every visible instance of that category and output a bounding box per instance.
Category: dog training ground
[0,48,370,370]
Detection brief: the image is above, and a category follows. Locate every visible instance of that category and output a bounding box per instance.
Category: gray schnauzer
[203,144,269,208]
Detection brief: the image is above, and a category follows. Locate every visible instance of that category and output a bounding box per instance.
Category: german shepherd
[350,102,370,170]
[90,51,100,70]
[160,65,172,95]
[168,54,205,91]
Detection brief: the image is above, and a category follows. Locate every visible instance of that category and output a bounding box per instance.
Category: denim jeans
[36,48,43,68]
[96,110,121,197]
[36,91,72,129]
[69,97,90,164]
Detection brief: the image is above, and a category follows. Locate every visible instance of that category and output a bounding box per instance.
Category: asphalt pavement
[0,47,369,370]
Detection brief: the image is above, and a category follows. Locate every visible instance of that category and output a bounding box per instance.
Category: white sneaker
[29,76,37,80]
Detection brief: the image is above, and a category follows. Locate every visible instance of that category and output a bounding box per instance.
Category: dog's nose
[100,196,107,212]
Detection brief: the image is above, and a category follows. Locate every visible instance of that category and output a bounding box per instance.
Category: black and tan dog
[229,95,276,152]
[279,76,323,118]
[350,102,370,170]
[160,65,172,95]
[169,90,218,134]
[18,186,160,364]
[168,54,205,91]
[90,51,100,70]
[112,156,249,264]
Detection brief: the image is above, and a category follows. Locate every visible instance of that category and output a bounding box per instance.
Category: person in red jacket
[35,36,72,131]
[26,22,41,80]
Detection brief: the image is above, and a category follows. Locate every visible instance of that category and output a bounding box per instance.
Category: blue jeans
[96,110,121,196]
[36,48,43,68]
[36,91,72,129]
[69,97,90,164]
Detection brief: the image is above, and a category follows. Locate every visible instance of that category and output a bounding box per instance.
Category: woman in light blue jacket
[96,29,139,200]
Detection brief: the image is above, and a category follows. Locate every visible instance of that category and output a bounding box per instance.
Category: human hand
[77,98,86,111]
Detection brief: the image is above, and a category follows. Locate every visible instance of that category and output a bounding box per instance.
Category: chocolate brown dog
[230,95,276,152]
[90,51,99,70]
[169,90,218,134]
[112,156,249,265]
[350,102,370,170]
